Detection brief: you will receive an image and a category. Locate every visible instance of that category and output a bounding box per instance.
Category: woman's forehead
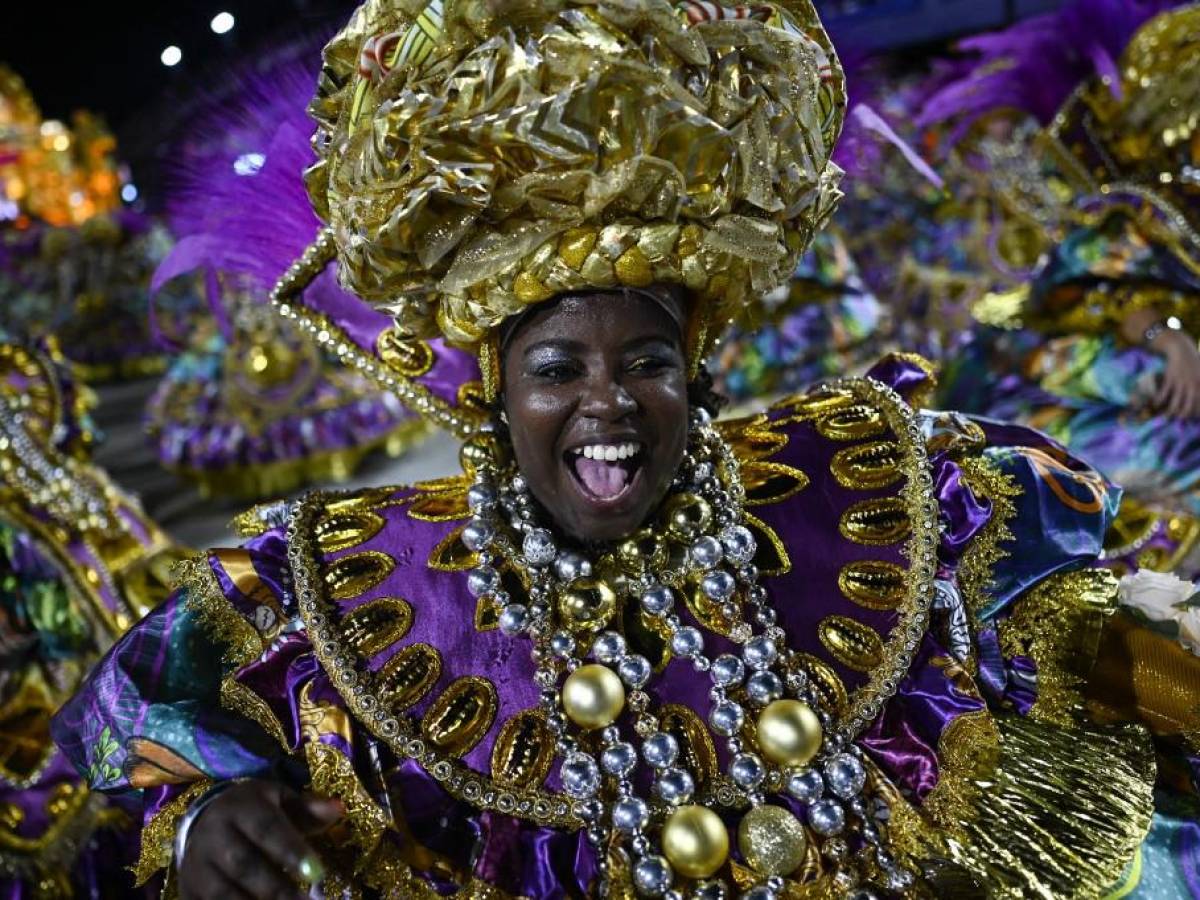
[505,288,686,350]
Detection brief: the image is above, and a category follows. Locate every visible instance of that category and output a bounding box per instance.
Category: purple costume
[53,357,1190,897]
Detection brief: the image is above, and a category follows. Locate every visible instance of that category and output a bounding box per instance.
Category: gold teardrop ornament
[341,597,412,658]
[491,710,555,788]
[774,388,856,422]
[839,497,911,546]
[315,510,385,554]
[323,551,395,600]
[819,615,885,672]
[738,804,807,876]
[816,404,888,441]
[376,643,442,710]
[792,653,848,714]
[662,805,730,878]
[829,441,902,490]
[421,677,498,757]
[838,560,907,611]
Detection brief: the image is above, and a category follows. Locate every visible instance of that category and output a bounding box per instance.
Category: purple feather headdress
[151,39,484,435]
[917,0,1185,132]
[151,42,331,334]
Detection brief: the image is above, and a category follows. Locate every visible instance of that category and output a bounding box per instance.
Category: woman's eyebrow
[522,339,588,358]
[622,334,683,352]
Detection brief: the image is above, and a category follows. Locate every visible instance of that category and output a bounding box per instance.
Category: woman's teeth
[575,443,640,461]
[569,443,642,500]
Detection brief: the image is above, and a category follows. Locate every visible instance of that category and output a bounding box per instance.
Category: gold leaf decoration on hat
[305,0,846,358]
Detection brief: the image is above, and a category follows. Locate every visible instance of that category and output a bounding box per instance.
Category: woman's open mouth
[565,441,645,507]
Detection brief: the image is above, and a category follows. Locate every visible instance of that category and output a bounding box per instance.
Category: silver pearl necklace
[462,408,913,898]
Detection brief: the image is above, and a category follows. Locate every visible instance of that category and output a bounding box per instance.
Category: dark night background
[1,0,1061,203]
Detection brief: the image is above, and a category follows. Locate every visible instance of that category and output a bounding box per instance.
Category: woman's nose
[578,372,637,420]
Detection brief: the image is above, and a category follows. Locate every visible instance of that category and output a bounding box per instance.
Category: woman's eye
[534,362,578,381]
[629,356,671,374]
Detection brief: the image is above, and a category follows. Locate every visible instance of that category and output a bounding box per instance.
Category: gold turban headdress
[279,0,845,396]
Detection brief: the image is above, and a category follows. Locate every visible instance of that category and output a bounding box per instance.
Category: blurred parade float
[0,332,180,897]
[0,66,187,383]
[914,0,1200,576]
[142,45,465,500]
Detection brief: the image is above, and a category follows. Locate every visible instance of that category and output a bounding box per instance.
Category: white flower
[1178,608,1200,656]
[1117,569,1195,623]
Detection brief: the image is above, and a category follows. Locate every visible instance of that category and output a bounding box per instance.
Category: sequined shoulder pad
[720,378,940,739]
[278,480,584,828]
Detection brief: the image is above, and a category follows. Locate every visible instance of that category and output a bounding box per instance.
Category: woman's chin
[555,466,655,544]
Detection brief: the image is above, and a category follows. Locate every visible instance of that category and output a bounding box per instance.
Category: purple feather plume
[155,42,329,297]
[150,39,482,414]
[917,0,1185,132]
[150,34,394,357]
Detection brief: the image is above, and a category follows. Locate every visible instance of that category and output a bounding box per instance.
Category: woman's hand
[178,780,342,900]
[1153,329,1200,420]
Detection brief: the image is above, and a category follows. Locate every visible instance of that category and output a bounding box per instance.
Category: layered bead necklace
[460,408,914,898]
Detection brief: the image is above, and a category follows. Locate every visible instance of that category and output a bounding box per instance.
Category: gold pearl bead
[738,804,807,876]
[661,492,713,541]
[756,699,822,767]
[557,578,618,632]
[661,804,730,878]
[561,664,625,730]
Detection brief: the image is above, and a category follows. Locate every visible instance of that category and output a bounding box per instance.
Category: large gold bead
[459,434,505,474]
[561,664,625,730]
[557,578,618,633]
[661,493,713,541]
[617,528,668,575]
[662,804,730,879]
[756,700,822,767]
[738,804,807,876]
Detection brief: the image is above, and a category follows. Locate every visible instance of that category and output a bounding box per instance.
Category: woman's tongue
[574,456,630,500]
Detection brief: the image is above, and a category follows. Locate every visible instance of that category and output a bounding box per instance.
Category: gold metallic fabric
[306,0,846,356]
[1087,609,1200,746]
[892,714,1154,899]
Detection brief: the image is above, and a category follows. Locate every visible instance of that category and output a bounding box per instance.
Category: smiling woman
[49,0,1200,898]
[503,290,690,543]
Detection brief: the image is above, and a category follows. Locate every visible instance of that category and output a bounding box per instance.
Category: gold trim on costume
[955,454,1021,622]
[132,781,211,887]
[999,569,1120,725]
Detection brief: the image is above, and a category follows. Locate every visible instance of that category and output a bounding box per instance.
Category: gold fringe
[921,710,1002,829]
[171,555,262,668]
[304,742,389,857]
[894,714,1154,900]
[304,743,497,897]
[133,781,211,887]
[956,454,1021,623]
[998,569,1119,725]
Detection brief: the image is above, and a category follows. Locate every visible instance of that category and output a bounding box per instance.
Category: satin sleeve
[50,586,283,797]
